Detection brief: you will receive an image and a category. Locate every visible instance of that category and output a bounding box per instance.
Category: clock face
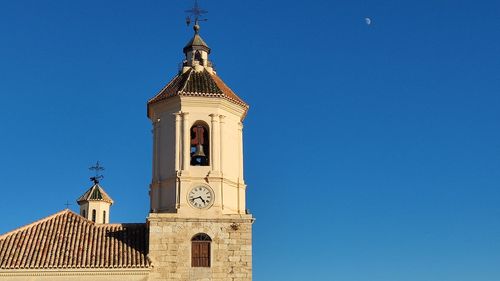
[188,186,214,209]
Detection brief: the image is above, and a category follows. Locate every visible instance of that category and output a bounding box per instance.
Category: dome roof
[183,33,210,53]
[147,68,248,117]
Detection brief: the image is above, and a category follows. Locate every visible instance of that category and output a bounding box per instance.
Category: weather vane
[185,0,208,27]
[89,161,105,184]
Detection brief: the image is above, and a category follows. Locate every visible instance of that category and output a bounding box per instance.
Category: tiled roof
[0,210,150,270]
[148,68,248,115]
[77,184,114,204]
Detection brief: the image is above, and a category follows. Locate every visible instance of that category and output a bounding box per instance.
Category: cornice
[152,176,246,189]
[147,214,254,224]
[179,96,247,119]
[0,268,150,277]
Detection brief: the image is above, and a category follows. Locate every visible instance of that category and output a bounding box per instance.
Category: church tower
[77,178,113,224]
[146,11,254,281]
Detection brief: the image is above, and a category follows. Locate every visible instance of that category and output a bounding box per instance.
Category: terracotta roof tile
[0,210,149,269]
[148,68,248,116]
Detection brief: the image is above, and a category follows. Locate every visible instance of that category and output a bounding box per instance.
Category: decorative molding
[0,268,150,277]
[147,214,254,224]
[179,96,247,118]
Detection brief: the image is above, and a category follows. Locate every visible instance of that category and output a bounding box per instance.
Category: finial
[89,161,105,184]
[185,0,208,32]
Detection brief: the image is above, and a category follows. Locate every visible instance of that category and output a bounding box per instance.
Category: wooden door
[192,241,211,267]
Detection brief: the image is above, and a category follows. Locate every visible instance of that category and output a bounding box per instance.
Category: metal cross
[64,201,72,209]
[89,161,105,184]
[185,0,208,26]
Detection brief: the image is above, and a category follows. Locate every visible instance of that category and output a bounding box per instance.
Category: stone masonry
[148,214,254,281]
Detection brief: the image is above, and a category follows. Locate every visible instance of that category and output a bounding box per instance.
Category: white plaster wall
[148,96,248,216]
[83,201,111,224]
[157,111,176,179]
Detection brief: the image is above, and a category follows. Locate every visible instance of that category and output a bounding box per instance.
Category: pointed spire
[77,182,114,205]
[182,21,214,73]
[183,1,212,72]
[183,22,210,54]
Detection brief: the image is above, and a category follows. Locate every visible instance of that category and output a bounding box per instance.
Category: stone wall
[148,214,253,281]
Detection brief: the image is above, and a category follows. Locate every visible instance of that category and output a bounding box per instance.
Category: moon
[365,17,372,25]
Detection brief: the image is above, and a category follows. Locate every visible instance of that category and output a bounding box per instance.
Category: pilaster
[182,112,190,175]
[209,113,221,176]
[174,112,182,171]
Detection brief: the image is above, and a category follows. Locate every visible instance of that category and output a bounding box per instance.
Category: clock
[188,185,214,209]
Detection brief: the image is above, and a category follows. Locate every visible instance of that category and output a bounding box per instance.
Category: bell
[193,144,206,157]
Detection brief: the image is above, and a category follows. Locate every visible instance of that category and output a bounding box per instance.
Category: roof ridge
[147,68,249,118]
[204,68,222,94]
[210,72,249,108]
[178,68,194,94]
[0,209,90,239]
[0,211,150,269]
[183,33,210,52]
[77,183,113,204]
[97,186,113,203]
[147,71,185,104]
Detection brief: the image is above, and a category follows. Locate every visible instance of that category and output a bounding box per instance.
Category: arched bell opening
[190,122,210,166]
[194,50,204,65]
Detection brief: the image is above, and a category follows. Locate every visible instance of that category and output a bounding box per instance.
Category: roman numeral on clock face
[188,186,214,209]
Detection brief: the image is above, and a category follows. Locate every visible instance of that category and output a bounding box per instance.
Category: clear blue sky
[1,0,499,280]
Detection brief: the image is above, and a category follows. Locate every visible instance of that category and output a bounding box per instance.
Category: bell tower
[146,2,254,280]
[147,28,249,217]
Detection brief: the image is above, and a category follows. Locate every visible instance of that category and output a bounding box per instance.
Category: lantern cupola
[181,23,214,73]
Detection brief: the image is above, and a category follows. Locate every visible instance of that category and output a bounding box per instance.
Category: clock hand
[193,196,206,204]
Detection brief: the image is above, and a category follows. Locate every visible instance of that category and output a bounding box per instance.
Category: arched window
[194,51,204,65]
[91,209,96,223]
[191,233,211,267]
[82,209,86,218]
[103,210,106,224]
[190,123,209,166]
